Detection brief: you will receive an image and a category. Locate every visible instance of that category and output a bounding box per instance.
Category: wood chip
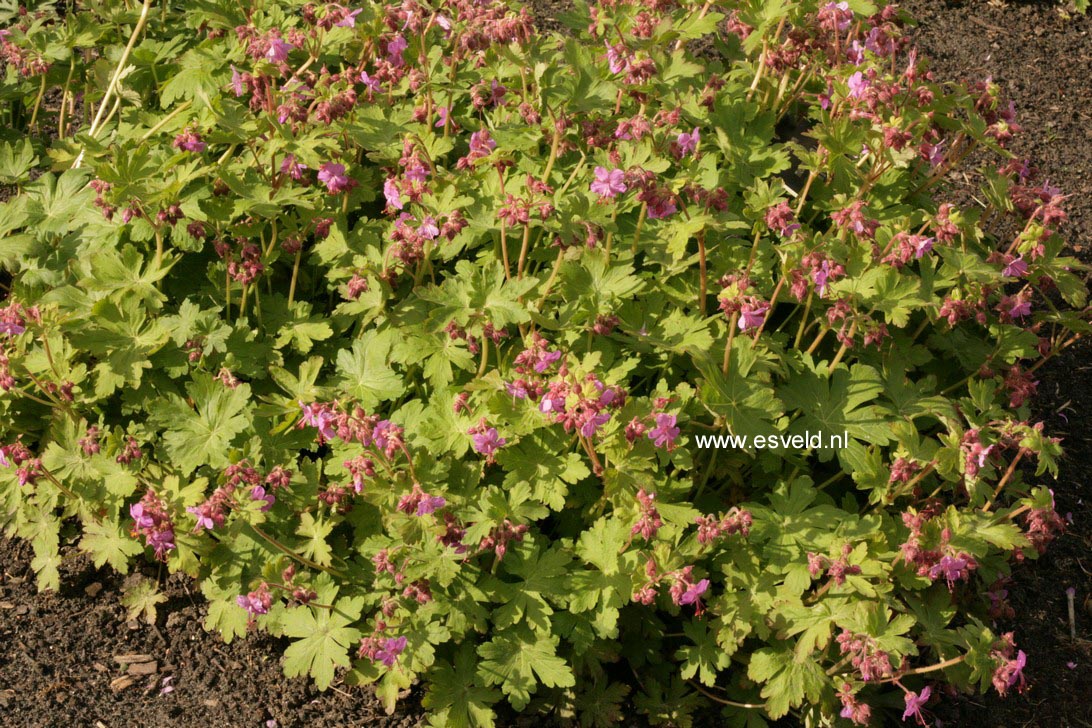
[0,601,14,609]
[84,582,103,597]
[109,676,135,693]
[127,660,158,676]
[113,653,154,664]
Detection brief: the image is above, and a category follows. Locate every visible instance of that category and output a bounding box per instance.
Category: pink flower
[250,485,275,512]
[902,686,931,724]
[298,401,337,442]
[266,38,293,63]
[605,42,630,74]
[677,578,709,605]
[590,167,627,198]
[992,649,1027,696]
[470,427,506,458]
[738,300,769,331]
[646,194,676,219]
[1004,295,1032,320]
[911,236,934,258]
[237,583,273,616]
[173,129,206,153]
[374,636,408,667]
[360,71,381,94]
[647,414,680,450]
[317,162,354,194]
[230,65,245,96]
[418,216,439,239]
[336,8,362,27]
[434,106,450,128]
[675,128,701,157]
[847,71,869,99]
[416,495,446,516]
[279,154,307,180]
[386,34,408,66]
[0,321,25,336]
[1003,256,1028,278]
[383,178,403,210]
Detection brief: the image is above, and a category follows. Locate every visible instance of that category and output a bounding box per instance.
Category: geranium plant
[0,0,1086,726]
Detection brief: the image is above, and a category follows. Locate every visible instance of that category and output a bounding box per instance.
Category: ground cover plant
[0,0,1087,725]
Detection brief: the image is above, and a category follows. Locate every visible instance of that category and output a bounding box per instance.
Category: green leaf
[424,642,501,728]
[160,373,253,475]
[80,519,142,572]
[676,620,731,686]
[283,597,364,690]
[0,139,38,183]
[335,329,406,409]
[120,576,167,625]
[746,647,825,719]
[476,628,575,711]
[296,512,335,567]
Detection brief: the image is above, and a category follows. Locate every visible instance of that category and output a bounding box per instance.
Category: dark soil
[0,537,426,728]
[902,2,1092,727]
[1,2,1090,728]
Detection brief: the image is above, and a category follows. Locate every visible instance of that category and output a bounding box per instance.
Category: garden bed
[0,1,1090,727]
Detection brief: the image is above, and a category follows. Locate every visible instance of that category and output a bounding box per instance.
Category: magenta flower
[250,485,275,512]
[676,127,700,157]
[336,8,362,27]
[416,495,446,516]
[646,194,677,219]
[471,427,507,458]
[0,321,25,336]
[902,686,931,724]
[317,162,354,194]
[186,503,218,531]
[418,216,440,239]
[579,411,611,438]
[280,154,308,180]
[374,636,408,667]
[298,401,337,442]
[1003,256,1028,277]
[738,300,770,331]
[129,502,154,530]
[230,65,245,96]
[928,553,975,588]
[992,649,1027,696]
[1006,296,1032,319]
[677,578,709,605]
[469,129,495,156]
[372,419,399,452]
[383,178,403,210]
[266,37,293,63]
[434,106,449,128]
[404,162,429,183]
[648,413,680,450]
[236,584,273,616]
[911,236,934,258]
[386,34,408,66]
[173,130,206,153]
[813,260,832,296]
[605,42,630,74]
[590,167,627,198]
[534,348,563,373]
[847,39,866,65]
[847,71,869,99]
[360,71,381,94]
